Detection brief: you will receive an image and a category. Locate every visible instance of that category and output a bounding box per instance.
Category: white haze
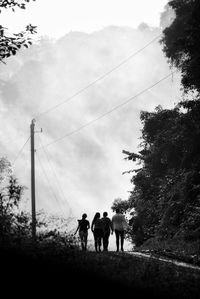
[0,0,179,253]
[0,24,181,227]
[0,0,169,38]
[1,1,181,252]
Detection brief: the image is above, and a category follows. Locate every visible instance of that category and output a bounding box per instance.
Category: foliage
[37,229,79,252]
[0,177,78,251]
[129,214,144,246]
[114,1,200,251]
[0,0,34,11]
[138,236,200,266]
[161,0,200,92]
[120,100,200,247]
[0,156,12,183]
[111,197,130,213]
[0,175,28,243]
[0,157,77,250]
[0,0,37,62]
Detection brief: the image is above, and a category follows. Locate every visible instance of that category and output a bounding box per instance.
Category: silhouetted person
[91,212,103,252]
[112,208,128,252]
[75,213,90,251]
[101,212,113,251]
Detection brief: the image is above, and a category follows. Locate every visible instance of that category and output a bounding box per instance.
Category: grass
[137,236,200,266]
[1,240,200,299]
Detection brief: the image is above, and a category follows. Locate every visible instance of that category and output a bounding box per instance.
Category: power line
[12,136,30,165]
[34,33,162,119]
[35,151,67,218]
[37,134,73,218]
[37,71,174,150]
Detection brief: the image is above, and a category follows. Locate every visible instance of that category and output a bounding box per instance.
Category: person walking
[91,212,103,252]
[101,212,113,251]
[75,213,90,251]
[112,208,128,252]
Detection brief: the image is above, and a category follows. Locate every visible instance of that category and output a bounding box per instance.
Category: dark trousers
[103,231,110,251]
[93,229,103,251]
[115,230,124,251]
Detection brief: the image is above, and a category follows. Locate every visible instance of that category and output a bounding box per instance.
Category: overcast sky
[1,0,169,38]
[0,1,181,249]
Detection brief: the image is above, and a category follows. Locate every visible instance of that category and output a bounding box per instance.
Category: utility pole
[30,119,36,242]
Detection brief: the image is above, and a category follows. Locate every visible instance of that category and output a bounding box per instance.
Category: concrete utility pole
[30,119,36,241]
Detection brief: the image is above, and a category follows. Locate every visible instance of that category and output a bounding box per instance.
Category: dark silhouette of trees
[161,0,200,92]
[123,102,200,244]
[115,1,200,248]
[111,197,130,213]
[0,173,29,245]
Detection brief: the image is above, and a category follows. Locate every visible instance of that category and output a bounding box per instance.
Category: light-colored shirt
[112,213,128,231]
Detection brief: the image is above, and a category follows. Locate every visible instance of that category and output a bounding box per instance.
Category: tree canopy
[124,101,200,242]
[115,0,200,247]
[161,0,200,92]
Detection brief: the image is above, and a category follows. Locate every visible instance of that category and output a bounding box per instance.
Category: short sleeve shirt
[112,213,128,231]
[78,219,89,233]
[101,217,112,232]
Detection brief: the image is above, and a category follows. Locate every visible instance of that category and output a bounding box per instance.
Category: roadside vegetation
[112,0,200,265]
[1,1,200,298]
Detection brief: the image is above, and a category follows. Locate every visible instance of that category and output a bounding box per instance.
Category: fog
[0,22,181,229]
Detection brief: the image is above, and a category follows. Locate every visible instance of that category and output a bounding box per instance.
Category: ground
[1,245,200,299]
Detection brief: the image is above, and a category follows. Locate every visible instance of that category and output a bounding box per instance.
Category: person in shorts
[75,213,90,251]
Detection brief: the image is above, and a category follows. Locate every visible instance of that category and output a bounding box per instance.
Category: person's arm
[91,220,94,232]
[109,218,113,234]
[74,221,80,235]
[87,221,90,230]
[74,224,79,235]
[111,216,114,233]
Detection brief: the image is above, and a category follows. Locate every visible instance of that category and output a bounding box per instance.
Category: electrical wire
[35,151,67,218]
[37,71,174,150]
[12,136,30,165]
[34,33,162,119]
[37,134,73,218]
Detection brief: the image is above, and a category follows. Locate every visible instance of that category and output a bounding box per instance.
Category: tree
[0,0,37,62]
[111,197,130,214]
[116,1,200,249]
[122,101,200,244]
[0,156,12,183]
[0,175,26,243]
[138,22,149,31]
[161,0,200,92]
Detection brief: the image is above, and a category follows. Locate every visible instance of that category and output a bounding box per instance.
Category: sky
[0,0,180,249]
[1,0,169,38]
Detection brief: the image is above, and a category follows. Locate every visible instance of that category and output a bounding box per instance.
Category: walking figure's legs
[98,236,102,252]
[84,234,88,251]
[80,234,84,251]
[120,231,124,251]
[103,236,107,251]
[115,230,120,251]
[103,233,110,251]
[93,231,98,251]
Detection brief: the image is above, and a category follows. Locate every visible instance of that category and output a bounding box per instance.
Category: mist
[0,22,181,224]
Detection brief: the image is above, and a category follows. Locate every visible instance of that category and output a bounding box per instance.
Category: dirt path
[124,250,200,271]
